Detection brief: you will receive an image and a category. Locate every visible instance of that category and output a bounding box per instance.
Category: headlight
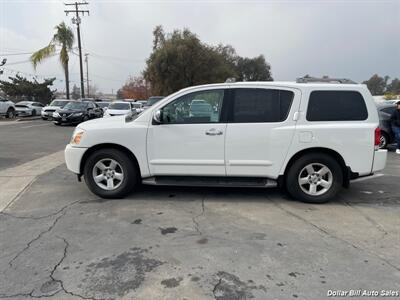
[70,129,85,145]
[53,112,60,117]
[73,112,83,116]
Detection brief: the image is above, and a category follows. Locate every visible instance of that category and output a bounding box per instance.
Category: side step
[142,176,277,188]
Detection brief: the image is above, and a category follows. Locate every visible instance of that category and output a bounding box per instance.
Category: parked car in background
[96,101,111,113]
[65,78,387,203]
[131,102,144,114]
[15,101,44,117]
[144,96,164,108]
[104,101,134,117]
[41,99,71,120]
[53,101,103,125]
[0,97,16,118]
[137,100,147,106]
[377,102,396,149]
[189,100,213,119]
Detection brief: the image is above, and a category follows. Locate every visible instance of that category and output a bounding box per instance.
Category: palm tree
[31,22,74,99]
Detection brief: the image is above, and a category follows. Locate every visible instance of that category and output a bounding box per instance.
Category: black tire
[31,110,37,116]
[83,148,138,198]
[286,153,343,203]
[83,115,89,122]
[379,132,389,149]
[6,108,15,119]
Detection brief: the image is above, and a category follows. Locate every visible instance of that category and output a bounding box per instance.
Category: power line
[4,51,61,66]
[0,51,35,56]
[64,1,89,98]
[1,67,76,83]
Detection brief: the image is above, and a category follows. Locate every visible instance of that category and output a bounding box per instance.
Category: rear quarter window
[306,91,368,121]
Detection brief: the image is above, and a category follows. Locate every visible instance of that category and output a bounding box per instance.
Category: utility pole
[85,53,89,98]
[64,1,89,99]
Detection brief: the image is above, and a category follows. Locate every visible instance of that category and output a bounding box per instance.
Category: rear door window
[229,88,294,123]
[306,91,368,121]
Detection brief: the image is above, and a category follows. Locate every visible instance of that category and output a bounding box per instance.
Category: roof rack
[296,76,357,84]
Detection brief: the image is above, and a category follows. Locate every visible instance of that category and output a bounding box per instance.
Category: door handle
[205,128,223,136]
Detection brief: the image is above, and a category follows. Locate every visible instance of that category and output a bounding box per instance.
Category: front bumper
[65,144,87,174]
[16,110,32,116]
[53,115,84,124]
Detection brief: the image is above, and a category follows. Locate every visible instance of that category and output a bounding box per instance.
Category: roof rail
[296,76,357,84]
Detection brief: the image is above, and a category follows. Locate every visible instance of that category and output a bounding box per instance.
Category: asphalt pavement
[0,122,399,300]
[0,120,74,170]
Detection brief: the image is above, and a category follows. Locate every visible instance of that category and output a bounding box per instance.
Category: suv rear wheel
[84,148,138,198]
[286,153,343,203]
[379,132,389,149]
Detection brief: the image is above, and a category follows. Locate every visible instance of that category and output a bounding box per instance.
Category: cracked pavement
[1,122,400,299]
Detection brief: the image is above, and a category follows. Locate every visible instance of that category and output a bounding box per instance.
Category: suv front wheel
[84,148,138,198]
[286,153,343,203]
[6,108,15,119]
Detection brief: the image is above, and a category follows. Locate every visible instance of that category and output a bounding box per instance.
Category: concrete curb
[16,116,42,122]
[0,150,65,212]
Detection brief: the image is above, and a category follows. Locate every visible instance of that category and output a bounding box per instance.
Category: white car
[131,102,144,114]
[95,101,111,113]
[0,97,16,118]
[41,99,71,120]
[65,78,387,203]
[103,101,134,117]
[15,101,44,117]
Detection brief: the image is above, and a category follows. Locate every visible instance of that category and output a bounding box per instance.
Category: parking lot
[0,119,399,300]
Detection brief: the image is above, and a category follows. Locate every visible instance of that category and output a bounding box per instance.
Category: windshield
[109,102,131,110]
[50,100,68,107]
[132,103,142,108]
[63,102,88,110]
[96,102,110,108]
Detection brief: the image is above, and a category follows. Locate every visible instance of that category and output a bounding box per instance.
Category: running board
[142,176,277,188]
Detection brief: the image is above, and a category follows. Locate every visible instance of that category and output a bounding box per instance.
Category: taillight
[374,127,381,150]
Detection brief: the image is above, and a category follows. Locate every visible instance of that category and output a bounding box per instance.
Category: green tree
[386,78,400,94]
[31,22,74,99]
[362,74,389,95]
[71,84,80,100]
[0,75,55,103]
[143,26,274,95]
[116,88,124,99]
[144,27,237,95]
[236,55,273,81]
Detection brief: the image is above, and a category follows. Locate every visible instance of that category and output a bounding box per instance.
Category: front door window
[161,90,224,124]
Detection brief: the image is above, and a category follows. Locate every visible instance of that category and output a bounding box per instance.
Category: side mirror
[153,109,162,124]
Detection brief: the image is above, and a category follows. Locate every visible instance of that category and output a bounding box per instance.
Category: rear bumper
[372,149,387,173]
[65,144,87,174]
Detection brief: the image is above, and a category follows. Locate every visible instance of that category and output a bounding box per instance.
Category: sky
[0,0,399,95]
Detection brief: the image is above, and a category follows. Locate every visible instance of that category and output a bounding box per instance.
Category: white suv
[0,97,16,118]
[65,79,387,203]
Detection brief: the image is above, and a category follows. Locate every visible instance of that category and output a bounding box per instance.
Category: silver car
[41,99,71,120]
[15,101,44,117]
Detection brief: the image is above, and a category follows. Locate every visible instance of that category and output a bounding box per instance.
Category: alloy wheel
[298,163,333,196]
[92,158,124,191]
